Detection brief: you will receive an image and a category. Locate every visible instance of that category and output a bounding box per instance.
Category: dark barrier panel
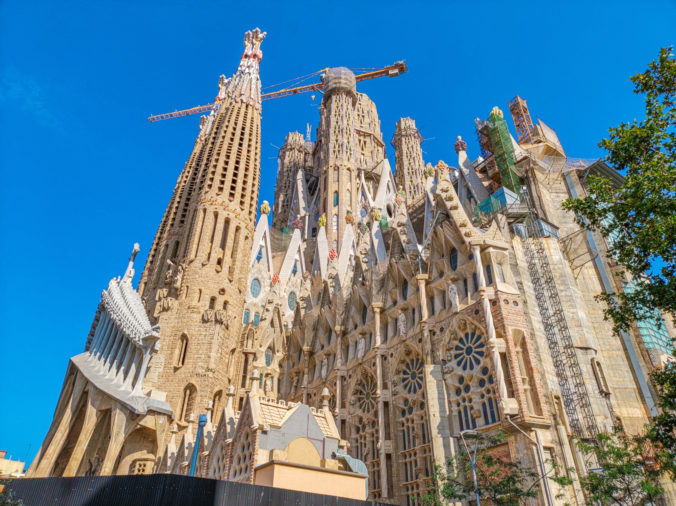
[7,474,385,506]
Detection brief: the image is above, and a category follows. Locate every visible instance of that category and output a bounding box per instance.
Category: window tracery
[444,318,500,433]
[394,352,432,504]
[349,370,381,499]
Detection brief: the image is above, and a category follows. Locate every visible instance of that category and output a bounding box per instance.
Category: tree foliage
[0,481,22,506]
[563,47,676,334]
[577,427,663,506]
[422,432,570,505]
[647,356,676,479]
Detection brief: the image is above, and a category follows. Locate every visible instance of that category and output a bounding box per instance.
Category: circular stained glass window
[355,375,377,413]
[453,331,485,371]
[250,279,261,298]
[288,292,297,311]
[401,357,424,394]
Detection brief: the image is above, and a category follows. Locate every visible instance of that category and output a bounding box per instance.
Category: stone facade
[28,30,674,506]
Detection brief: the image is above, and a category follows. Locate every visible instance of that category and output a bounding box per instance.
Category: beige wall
[0,457,25,477]
[254,461,366,501]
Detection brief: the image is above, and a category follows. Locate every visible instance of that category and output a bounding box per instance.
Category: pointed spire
[123,243,140,281]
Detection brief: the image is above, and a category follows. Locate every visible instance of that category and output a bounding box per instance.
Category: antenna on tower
[306,123,312,141]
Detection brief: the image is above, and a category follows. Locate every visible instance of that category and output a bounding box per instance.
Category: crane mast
[147,61,407,123]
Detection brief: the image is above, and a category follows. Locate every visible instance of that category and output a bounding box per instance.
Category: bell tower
[138,28,266,431]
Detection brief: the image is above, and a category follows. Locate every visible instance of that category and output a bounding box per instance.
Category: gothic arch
[392,347,433,503]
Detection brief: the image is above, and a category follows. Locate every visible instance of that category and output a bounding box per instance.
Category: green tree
[0,481,22,506]
[562,47,676,334]
[647,356,676,479]
[577,427,663,506]
[422,432,570,505]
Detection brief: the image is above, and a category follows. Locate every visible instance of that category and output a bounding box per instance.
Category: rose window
[355,375,377,413]
[453,331,485,371]
[401,357,424,395]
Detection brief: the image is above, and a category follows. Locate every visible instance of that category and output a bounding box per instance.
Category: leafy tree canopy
[563,47,676,334]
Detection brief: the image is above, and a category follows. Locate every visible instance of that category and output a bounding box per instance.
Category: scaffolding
[487,108,522,194]
[520,188,599,439]
[508,95,535,144]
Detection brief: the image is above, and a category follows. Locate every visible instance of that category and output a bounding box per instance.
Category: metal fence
[7,474,385,506]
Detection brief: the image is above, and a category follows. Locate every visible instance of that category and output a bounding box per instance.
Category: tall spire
[138,28,267,443]
[220,28,267,110]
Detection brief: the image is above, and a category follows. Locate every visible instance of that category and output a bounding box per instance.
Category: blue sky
[0,0,673,465]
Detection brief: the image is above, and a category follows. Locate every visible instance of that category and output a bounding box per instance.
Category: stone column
[116,343,135,385]
[107,338,128,379]
[473,244,517,415]
[123,349,140,391]
[62,390,99,476]
[334,326,344,417]
[302,346,310,404]
[32,374,87,477]
[131,349,152,397]
[89,312,109,354]
[372,303,388,499]
[417,273,456,479]
[99,403,128,476]
[96,324,116,362]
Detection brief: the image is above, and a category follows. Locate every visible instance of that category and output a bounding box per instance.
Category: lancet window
[394,352,432,505]
[349,370,381,499]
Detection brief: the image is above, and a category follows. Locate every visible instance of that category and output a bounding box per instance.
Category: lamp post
[506,416,553,506]
[456,429,480,506]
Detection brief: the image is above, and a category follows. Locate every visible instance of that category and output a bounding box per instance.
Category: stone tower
[392,117,425,204]
[272,131,312,230]
[139,28,266,428]
[314,68,385,250]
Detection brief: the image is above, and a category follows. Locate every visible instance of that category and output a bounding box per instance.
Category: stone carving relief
[155,288,173,314]
[448,282,459,314]
[357,336,366,359]
[398,309,407,336]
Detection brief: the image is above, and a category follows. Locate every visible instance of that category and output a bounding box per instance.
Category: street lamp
[505,416,554,506]
[455,429,480,506]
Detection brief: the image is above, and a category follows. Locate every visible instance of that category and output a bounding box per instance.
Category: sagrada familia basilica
[27,28,675,504]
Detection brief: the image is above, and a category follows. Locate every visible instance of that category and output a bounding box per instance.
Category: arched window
[332,214,338,232]
[361,305,368,324]
[255,248,263,263]
[445,318,500,432]
[485,264,493,285]
[253,313,260,327]
[179,384,197,422]
[333,191,339,207]
[250,279,261,298]
[265,348,273,367]
[472,272,479,292]
[402,279,408,299]
[396,354,433,502]
[350,371,380,497]
[176,334,189,367]
[209,296,216,310]
[243,310,250,325]
[288,292,297,312]
[449,247,458,270]
[592,358,610,394]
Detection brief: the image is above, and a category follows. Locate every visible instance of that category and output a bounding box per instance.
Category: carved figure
[357,337,366,359]
[321,357,328,379]
[398,310,407,336]
[448,283,459,313]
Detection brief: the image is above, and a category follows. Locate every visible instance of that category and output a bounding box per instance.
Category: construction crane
[147,61,407,123]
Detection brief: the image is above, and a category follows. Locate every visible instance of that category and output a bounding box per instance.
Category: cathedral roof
[101,276,159,346]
